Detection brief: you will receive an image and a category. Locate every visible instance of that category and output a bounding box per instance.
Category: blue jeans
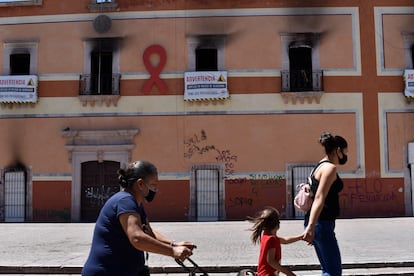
[305,219,342,276]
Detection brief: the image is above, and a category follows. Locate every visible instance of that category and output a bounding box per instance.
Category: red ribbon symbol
[142,44,168,94]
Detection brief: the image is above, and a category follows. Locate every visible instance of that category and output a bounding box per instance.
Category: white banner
[184,71,229,101]
[404,70,414,97]
[0,75,38,103]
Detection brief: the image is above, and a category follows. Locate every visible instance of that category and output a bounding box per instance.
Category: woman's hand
[173,245,193,261]
[302,226,315,245]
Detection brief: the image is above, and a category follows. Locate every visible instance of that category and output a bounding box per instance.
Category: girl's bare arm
[279,234,303,244]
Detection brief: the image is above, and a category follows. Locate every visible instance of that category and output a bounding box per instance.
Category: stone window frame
[187,35,226,71]
[2,41,38,75]
[281,33,321,73]
[80,38,121,106]
[280,32,323,104]
[188,163,225,221]
[402,32,414,69]
[0,166,33,222]
[0,0,41,7]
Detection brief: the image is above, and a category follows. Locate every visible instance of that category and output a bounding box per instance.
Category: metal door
[81,161,120,222]
[4,171,26,222]
[292,165,315,218]
[196,169,219,221]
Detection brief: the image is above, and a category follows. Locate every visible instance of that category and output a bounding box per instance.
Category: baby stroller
[175,257,209,276]
[175,258,257,276]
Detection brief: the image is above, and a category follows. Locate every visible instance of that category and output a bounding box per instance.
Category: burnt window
[411,45,414,69]
[80,38,121,100]
[288,46,312,92]
[10,53,30,75]
[90,50,113,95]
[196,48,218,71]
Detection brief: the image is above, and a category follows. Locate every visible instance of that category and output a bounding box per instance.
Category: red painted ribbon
[142,44,168,94]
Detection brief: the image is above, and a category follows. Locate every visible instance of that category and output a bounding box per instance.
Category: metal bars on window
[189,163,225,222]
[4,171,26,222]
[195,169,220,221]
[281,70,323,92]
[79,73,120,95]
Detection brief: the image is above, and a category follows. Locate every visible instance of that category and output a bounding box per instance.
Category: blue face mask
[145,186,157,202]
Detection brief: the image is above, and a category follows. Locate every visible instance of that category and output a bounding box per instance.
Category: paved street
[0,217,413,275]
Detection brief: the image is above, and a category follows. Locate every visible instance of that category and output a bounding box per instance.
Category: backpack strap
[309,160,331,180]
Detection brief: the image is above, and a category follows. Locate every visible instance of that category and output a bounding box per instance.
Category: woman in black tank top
[302,132,348,276]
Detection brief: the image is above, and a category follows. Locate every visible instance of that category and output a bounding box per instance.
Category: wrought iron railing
[79,73,121,95]
[281,70,323,92]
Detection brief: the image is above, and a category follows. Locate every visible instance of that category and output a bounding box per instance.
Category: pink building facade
[0,0,413,222]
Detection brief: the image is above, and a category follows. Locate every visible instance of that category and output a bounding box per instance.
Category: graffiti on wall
[339,178,402,216]
[185,130,285,209]
[184,130,238,174]
[229,197,253,207]
[184,130,217,158]
[227,174,284,208]
[344,178,398,203]
[227,174,284,194]
[215,150,238,174]
[84,186,115,206]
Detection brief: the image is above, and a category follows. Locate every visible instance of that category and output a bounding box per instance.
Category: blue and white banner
[184,71,229,101]
[404,70,414,98]
[0,75,38,103]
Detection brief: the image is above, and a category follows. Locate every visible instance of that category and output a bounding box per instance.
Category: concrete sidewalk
[0,218,413,275]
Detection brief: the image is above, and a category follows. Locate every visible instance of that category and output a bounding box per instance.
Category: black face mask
[338,151,348,165]
[145,187,157,202]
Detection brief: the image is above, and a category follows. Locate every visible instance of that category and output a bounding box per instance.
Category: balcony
[79,73,121,107]
[280,70,324,104]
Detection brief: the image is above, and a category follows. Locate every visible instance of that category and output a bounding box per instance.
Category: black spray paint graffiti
[229,197,253,207]
[339,178,399,213]
[184,130,218,158]
[227,174,285,208]
[347,178,397,202]
[184,130,285,208]
[215,150,238,175]
[184,130,237,175]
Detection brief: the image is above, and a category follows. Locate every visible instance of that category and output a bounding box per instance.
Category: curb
[1,262,414,275]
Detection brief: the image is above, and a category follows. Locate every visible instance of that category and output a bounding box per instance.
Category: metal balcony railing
[281,70,323,92]
[79,73,121,96]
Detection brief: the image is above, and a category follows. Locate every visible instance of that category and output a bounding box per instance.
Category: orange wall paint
[0,15,355,74]
[144,180,190,221]
[32,181,71,221]
[0,114,357,175]
[0,1,412,221]
[382,14,413,69]
[386,113,414,171]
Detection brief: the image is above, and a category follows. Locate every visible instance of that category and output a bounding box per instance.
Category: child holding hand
[248,207,302,276]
